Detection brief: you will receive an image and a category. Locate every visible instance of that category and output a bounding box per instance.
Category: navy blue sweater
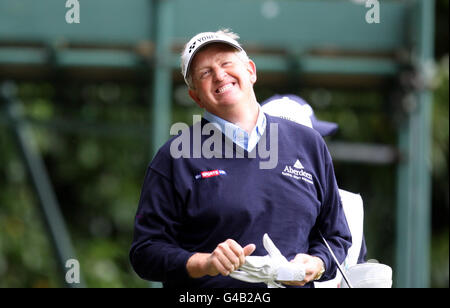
[130,115,351,288]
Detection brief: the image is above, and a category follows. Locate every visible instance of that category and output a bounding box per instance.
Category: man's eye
[223,61,232,67]
[200,70,210,78]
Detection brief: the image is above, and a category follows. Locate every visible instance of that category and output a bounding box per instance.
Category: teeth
[216,83,233,94]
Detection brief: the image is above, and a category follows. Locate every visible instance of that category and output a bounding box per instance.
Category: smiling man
[187,43,257,131]
[183,30,260,135]
[129,29,352,288]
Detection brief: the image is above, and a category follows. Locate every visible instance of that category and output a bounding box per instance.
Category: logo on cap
[188,41,197,53]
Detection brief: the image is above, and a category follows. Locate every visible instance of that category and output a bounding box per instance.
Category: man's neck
[213,101,260,134]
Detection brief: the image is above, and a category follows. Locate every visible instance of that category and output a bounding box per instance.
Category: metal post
[395,0,434,288]
[151,0,173,156]
[1,81,85,288]
[148,0,174,288]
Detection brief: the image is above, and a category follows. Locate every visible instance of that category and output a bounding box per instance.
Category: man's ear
[247,60,257,84]
[189,89,204,108]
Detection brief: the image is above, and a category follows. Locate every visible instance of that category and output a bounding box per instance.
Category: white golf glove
[230,233,305,288]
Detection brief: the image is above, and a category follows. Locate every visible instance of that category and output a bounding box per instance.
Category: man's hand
[187,239,256,278]
[281,254,325,286]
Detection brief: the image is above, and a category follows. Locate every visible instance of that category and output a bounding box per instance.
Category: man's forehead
[190,44,240,68]
[194,43,239,58]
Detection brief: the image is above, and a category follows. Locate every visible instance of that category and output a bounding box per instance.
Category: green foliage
[430,56,449,288]
[0,82,148,288]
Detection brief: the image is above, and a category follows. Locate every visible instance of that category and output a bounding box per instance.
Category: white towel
[230,233,305,288]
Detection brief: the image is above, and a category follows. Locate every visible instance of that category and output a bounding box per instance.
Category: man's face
[188,43,257,116]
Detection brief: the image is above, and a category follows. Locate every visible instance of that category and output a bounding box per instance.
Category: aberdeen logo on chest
[282,159,313,184]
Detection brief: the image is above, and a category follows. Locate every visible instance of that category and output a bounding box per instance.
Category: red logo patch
[195,169,227,180]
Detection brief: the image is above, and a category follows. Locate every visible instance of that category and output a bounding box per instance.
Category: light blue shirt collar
[203,106,266,152]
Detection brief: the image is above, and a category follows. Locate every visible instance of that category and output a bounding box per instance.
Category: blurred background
[0,0,447,288]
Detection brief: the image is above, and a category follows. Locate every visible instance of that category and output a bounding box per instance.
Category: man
[129,29,352,288]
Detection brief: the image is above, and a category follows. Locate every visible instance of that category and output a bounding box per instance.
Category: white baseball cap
[261,94,338,137]
[180,31,246,85]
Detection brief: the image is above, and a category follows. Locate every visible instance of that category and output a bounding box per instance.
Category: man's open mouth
[216,82,236,94]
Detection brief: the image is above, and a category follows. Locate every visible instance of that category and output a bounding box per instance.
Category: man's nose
[213,67,227,81]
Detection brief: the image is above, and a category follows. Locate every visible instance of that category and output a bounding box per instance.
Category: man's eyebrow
[195,65,211,72]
